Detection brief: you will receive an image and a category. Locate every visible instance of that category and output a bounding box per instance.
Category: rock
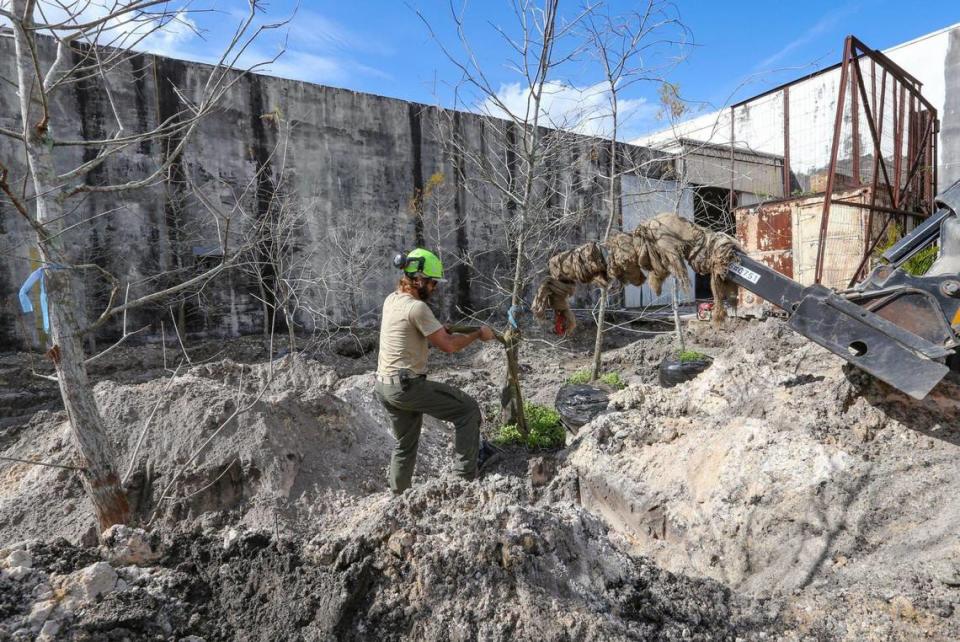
[223,528,241,550]
[27,600,56,631]
[528,457,557,487]
[80,525,99,548]
[932,560,960,587]
[37,620,61,640]
[3,565,31,580]
[4,549,31,569]
[180,636,207,642]
[387,530,415,558]
[100,525,160,565]
[65,561,118,601]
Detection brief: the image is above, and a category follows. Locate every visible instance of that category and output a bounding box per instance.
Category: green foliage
[678,350,709,363]
[598,372,626,390]
[566,369,592,385]
[494,403,565,449]
[567,369,625,389]
[874,224,939,276]
[903,245,938,276]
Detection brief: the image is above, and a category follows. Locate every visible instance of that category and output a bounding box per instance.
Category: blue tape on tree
[507,304,525,329]
[18,265,63,333]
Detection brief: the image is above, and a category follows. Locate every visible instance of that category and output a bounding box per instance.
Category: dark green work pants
[374,376,480,493]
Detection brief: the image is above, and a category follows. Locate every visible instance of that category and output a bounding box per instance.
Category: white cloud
[756,2,860,70]
[0,1,201,58]
[288,10,393,57]
[248,48,352,85]
[0,3,387,88]
[136,10,198,59]
[481,80,659,140]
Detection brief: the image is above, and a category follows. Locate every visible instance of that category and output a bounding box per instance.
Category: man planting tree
[375,248,500,493]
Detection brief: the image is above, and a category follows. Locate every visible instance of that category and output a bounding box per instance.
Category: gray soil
[1,318,959,640]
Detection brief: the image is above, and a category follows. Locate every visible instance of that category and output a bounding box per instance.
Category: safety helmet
[396,248,445,281]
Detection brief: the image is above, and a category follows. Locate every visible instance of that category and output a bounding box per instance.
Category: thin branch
[28,0,172,31]
[161,457,239,502]
[79,255,238,335]
[0,454,87,472]
[168,306,192,365]
[148,370,273,523]
[122,360,184,486]
[84,326,150,365]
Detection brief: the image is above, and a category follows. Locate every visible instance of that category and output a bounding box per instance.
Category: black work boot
[477,439,503,474]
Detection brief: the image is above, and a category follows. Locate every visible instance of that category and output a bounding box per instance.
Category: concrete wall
[0,35,674,350]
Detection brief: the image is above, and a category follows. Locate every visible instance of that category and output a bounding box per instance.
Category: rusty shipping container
[734,186,919,317]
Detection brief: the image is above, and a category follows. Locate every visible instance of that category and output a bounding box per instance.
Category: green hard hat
[404,248,445,281]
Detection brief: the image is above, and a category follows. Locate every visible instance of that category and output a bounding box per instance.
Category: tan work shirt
[377,291,443,376]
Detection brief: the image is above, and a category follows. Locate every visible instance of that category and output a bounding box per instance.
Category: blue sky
[48,0,960,139]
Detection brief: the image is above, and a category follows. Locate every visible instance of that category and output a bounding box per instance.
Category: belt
[375,373,425,385]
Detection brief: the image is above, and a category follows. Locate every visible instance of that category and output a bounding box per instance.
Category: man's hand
[477,325,495,342]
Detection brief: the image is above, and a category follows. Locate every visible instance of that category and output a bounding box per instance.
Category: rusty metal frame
[816,36,938,284]
[729,35,938,288]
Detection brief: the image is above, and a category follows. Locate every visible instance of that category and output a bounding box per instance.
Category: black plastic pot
[555,384,610,432]
[658,355,713,388]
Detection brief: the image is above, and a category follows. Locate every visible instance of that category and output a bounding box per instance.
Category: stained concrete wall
[0,35,673,350]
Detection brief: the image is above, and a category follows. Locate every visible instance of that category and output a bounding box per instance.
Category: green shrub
[567,369,626,389]
[875,224,939,276]
[903,245,938,276]
[494,403,565,449]
[598,372,626,389]
[566,369,591,384]
[678,350,710,363]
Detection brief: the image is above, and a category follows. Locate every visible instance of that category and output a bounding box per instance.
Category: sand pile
[0,355,458,544]
[3,318,959,640]
[566,319,960,640]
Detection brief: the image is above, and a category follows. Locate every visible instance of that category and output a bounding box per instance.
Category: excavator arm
[725,179,960,399]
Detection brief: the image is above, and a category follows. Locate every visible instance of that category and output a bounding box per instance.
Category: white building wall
[637,24,960,189]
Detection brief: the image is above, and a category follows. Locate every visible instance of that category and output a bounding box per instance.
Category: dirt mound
[0,356,458,544]
[567,319,960,640]
[0,478,780,641]
[3,318,960,640]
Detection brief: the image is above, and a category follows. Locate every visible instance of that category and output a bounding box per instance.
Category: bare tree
[420,0,597,433]
[0,0,281,530]
[582,1,690,380]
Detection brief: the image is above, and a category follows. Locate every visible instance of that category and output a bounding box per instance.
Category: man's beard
[417,283,432,301]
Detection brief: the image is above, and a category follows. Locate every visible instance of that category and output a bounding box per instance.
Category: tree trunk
[591,95,620,381]
[12,0,129,531]
[591,287,609,379]
[44,269,131,530]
